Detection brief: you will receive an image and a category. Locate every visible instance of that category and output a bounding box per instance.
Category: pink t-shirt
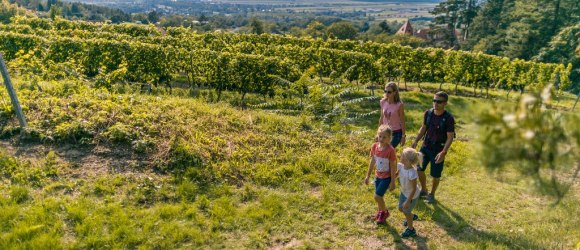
[370,143,397,178]
[380,100,403,131]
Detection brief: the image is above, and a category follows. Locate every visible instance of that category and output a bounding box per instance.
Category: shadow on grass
[427,201,542,249]
[366,212,428,250]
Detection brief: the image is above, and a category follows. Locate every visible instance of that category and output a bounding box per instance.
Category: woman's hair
[401,147,423,167]
[383,82,401,103]
[377,124,393,137]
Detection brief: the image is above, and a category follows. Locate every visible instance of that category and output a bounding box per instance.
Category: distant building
[396,20,414,36]
[414,28,429,40]
[397,19,463,46]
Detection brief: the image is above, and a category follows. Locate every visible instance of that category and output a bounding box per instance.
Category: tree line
[431,0,579,91]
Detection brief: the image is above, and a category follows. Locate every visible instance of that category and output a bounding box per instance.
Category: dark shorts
[418,146,444,178]
[391,131,403,148]
[375,177,392,197]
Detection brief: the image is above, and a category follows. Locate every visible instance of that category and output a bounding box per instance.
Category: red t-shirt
[370,143,397,178]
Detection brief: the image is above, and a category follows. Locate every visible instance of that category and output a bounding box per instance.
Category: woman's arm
[378,103,384,126]
[399,103,406,146]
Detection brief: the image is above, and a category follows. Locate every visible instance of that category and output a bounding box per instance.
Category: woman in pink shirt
[379,82,406,148]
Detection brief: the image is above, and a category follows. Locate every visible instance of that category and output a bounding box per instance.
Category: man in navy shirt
[411,91,455,204]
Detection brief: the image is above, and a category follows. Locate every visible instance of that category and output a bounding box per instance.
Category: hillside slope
[0,81,578,249]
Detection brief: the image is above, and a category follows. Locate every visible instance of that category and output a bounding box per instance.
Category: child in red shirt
[365,124,397,224]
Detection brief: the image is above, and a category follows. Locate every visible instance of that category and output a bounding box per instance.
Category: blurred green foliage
[477,85,579,202]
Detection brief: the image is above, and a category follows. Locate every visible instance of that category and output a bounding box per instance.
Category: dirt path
[0,138,155,179]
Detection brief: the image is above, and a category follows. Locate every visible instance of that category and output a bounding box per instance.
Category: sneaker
[403,214,419,227]
[376,210,390,224]
[372,210,381,220]
[419,191,429,198]
[401,228,417,238]
[425,194,436,204]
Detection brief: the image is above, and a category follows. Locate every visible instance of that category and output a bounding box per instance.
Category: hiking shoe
[419,191,429,198]
[376,210,390,224]
[403,214,419,227]
[425,194,436,204]
[401,228,417,238]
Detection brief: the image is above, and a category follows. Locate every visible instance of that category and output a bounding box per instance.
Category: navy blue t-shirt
[422,110,455,150]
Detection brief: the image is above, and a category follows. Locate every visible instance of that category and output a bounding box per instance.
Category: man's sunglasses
[433,99,446,104]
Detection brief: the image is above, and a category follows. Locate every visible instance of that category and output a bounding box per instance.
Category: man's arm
[435,132,454,163]
[411,125,427,149]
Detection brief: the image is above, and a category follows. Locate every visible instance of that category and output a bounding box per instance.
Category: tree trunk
[473,85,476,97]
[404,80,408,91]
[241,92,247,109]
[463,0,475,41]
[166,82,172,95]
[439,82,443,90]
[573,90,580,110]
[418,81,422,92]
[486,86,489,99]
[186,72,192,89]
[551,0,561,36]
[454,82,459,95]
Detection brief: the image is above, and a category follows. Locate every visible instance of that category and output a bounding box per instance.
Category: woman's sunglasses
[384,90,394,94]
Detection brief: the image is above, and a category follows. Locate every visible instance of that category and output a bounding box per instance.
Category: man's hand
[435,151,447,164]
[364,176,370,185]
[411,141,417,149]
[403,200,410,209]
[400,136,406,147]
[388,182,395,191]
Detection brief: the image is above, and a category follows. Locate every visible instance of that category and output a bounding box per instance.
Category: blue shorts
[391,131,403,148]
[398,193,419,214]
[375,177,392,197]
[418,146,444,178]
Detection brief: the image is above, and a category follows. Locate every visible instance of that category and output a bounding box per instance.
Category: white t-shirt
[397,163,421,199]
[374,156,390,173]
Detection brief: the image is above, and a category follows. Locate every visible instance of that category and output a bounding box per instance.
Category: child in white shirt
[397,147,422,237]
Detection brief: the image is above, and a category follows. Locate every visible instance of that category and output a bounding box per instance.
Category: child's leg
[374,177,391,212]
[374,194,386,211]
[404,212,414,229]
[404,197,419,228]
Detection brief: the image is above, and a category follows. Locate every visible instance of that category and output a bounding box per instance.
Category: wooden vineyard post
[0,53,27,128]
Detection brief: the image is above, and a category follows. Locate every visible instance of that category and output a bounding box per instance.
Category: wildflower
[521,95,536,106]
[503,114,517,128]
[522,130,535,140]
[541,84,552,102]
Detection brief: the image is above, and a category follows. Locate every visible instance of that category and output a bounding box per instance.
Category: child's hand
[364,176,369,185]
[388,182,395,191]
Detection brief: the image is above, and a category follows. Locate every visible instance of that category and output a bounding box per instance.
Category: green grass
[0,79,578,248]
